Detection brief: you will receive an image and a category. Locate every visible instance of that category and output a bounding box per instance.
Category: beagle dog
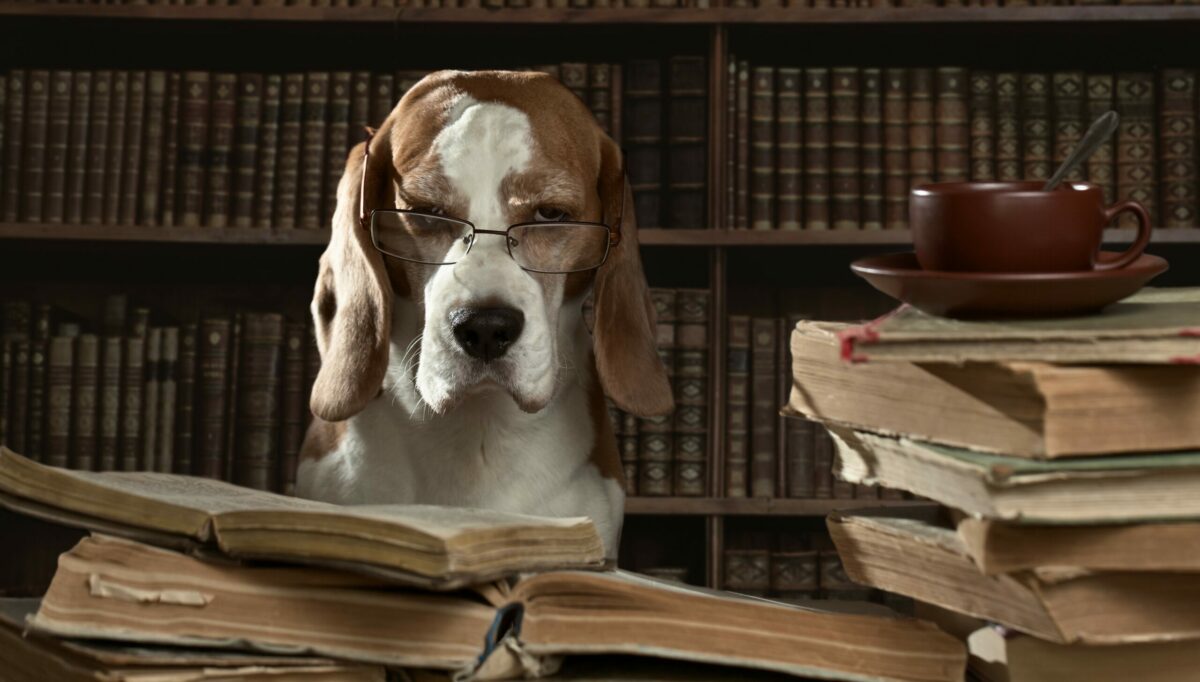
[295,70,674,558]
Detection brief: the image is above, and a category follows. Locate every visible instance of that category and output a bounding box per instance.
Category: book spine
[776,68,803,231]
[82,71,113,225]
[368,72,395,130]
[96,335,122,471]
[118,333,144,472]
[620,411,638,495]
[813,423,833,498]
[303,323,320,432]
[224,315,243,481]
[26,306,51,462]
[883,68,908,230]
[205,73,236,228]
[771,549,819,599]
[1116,72,1157,227]
[45,335,74,469]
[20,70,51,223]
[785,416,816,498]
[1085,74,1116,202]
[561,62,589,102]
[299,72,330,230]
[156,327,178,473]
[1051,71,1086,185]
[610,63,624,144]
[723,546,770,596]
[43,70,73,224]
[589,63,613,135]
[735,60,750,230]
[860,68,884,231]
[140,328,162,471]
[725,314,750,498]
[173,324,198,476]
[1,71,25,222]
[178,71,211,228]
[65,73,92,220]
[803,68,831,230]
[70,334,99,471]
[197,318,230,480]
[1159,69,1195,228]
[994,72,1022,181]
[324,72,353,226]
[255,74,282,229]
[274,73,305,229]
[279,322,307,495]
[625,59,664,230]
[969,71,996,181]
[349,71,372,145]
[638,289,675,496]
[118,71,147,225]
[672,290,708,497]
[138,71,167,227]
[234,313,284,491]
[830,67,861,230]
[8,340,30,454]
[934,67,968,182]
[749,317,777,498]
[1020,73,1051,181]
[666,56,707,230]
[159,72,183,227]
[102,71,129,225]
[907,68,935,190]
[232,73,264,228]
[750,66,776,231]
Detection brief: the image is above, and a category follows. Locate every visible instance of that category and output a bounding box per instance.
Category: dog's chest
[298,385,605,514]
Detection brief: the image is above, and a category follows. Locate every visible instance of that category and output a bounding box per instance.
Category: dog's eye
[533,206,570,222]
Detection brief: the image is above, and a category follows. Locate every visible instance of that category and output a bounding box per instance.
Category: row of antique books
[0,297,316,494]
[725,63,1193,230]
[726,313,909,500]
[0,57,706,230]
[586,288,712,497]
[722,529,901,606]
[792,288,1200,681]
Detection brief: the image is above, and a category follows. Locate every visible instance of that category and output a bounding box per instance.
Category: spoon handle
[1043,110,1120,191]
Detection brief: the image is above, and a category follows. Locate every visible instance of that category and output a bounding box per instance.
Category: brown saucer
[851,251,1169,318]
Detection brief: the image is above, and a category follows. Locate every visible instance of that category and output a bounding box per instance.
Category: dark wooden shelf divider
[4,4,1200,24]
[625,496,933,516]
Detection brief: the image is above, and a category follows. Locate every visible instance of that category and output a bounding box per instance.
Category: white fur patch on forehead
[432,95,534,229]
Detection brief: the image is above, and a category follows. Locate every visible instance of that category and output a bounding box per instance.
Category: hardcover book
[1085,73,1116,201]
[803,68,831,230]
[907,68,935,190]
[101,71,128,226]
[750,66,776,230]
[860,68,884,230]
[1158,69,1196,228]
[1050,71,1086,184]
[830,67,860,230]
[882,68,909,229]
[933,67,968,182]
[749,317,777,498]
[993,72,1021,181]
[968,71,995,181]
[1020,73,1051,181]
[1115,72,1157,227]
[775,67,803,231]
[725,315,751,498]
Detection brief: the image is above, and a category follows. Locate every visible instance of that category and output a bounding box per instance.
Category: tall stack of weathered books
[0,446,967,681]
[786,287,1200,682]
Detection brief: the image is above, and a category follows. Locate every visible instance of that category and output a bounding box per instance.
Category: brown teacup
[910,181,1152,273]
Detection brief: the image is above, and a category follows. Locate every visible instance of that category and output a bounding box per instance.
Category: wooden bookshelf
[2,224,1196,247]
[3,5,1199,594]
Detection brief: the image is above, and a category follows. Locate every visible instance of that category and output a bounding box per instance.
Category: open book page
[0,448,330,539]
[510,570,966,682]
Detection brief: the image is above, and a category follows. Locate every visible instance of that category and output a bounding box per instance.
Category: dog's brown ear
[310,131,394,422]
[591,137,674,418]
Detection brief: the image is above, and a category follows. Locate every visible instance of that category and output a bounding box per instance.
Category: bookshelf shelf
[624,496,932,515]
[3,224,1195,247]
[4,4,1200,25]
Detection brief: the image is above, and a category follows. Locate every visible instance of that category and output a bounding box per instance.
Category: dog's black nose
[451,307,525,362]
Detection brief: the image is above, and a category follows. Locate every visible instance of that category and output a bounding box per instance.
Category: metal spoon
[1043,110,1120,191]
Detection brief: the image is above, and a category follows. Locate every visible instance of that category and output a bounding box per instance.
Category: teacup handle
[1096,200,1152,271]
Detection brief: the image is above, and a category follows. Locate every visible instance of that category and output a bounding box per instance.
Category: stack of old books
[785,287,1200,682]
[0,447,967,681]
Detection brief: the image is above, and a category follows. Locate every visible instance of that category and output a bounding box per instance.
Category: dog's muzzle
[450,307,525,362]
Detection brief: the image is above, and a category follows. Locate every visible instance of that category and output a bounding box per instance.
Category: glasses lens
[508,223,611,274]
[372,212,474,265]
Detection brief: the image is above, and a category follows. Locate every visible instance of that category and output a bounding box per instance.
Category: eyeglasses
[358,131,624,275]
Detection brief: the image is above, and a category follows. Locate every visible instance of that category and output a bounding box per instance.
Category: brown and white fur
[296,71,673,558]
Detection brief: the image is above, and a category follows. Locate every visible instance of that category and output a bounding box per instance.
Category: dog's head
[310,70,673,422]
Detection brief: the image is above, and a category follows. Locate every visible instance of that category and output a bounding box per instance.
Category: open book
[30,534,967,682]
[0,447,604,589]
[0,598,386,681]
[837,288,1200,364]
